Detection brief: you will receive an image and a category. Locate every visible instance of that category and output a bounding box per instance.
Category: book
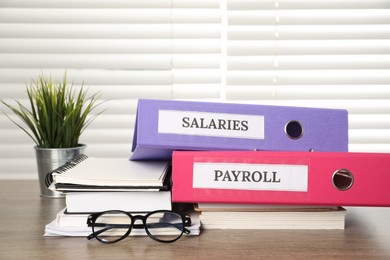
[51,166,172,192]
[55,208,157,227]
[130,99,348,160]
[44,205,201,237]
[196,203,340,212]
[56,209,91,227]
[65,190,172,213]
[172,150,390,207]
[48,154,170,189]
[194,204,346,230]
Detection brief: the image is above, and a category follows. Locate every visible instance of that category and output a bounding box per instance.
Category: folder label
[193,162,308,192]
[158,110,265,140]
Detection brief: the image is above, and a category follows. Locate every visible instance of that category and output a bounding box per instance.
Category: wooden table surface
[1,180,390,259]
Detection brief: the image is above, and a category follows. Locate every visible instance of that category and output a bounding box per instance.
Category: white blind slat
[228,70,390,85]
[349,129,390,144]
[0,9,171,23]
[227,0,390,10]
[228,55,390,70]
[172,24,221,38]
[0,39,172,54]
[172,84,220,99]
[229,25,390,40]
[0,24,172,38]
[349,114,390,129]
[173,54,220,68]
[0,84,173,99]
[228,40,390,55]
[0,8,221,24]
[229,10,390,25]
[349,144,390,153]
[0,54,171,69]
[173,69,220,84]
[0,69,171,84]
[0,0,172,8]
[224,85,390,100]
[173,39,221,53]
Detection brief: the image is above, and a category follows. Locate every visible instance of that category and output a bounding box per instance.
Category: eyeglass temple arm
[86,223,131,240]
[145,222,191,234]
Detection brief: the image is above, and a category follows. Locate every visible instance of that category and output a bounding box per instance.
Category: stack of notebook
[44,155,200,236]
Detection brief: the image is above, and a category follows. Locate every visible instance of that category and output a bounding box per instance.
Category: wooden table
[1,180,390,259]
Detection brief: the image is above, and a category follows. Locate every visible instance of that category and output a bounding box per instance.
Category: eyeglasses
[86,210,191,243]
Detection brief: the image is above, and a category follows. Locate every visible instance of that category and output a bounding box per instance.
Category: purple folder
[130,99,348,160]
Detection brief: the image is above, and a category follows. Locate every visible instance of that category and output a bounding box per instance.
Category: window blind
[226,0,390,152]
[0,0,221,179]
[0,0,389,179]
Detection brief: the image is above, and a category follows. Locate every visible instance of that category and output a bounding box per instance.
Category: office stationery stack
[44,155,200,236]
[45,98,390,237]
[129,99,390,230]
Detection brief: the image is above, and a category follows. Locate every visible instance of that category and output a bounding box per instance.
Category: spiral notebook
[47,154,170,191]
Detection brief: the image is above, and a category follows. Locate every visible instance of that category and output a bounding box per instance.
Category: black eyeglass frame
[86,209,191,244]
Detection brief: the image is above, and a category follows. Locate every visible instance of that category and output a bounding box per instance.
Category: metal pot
[34,144,86,198]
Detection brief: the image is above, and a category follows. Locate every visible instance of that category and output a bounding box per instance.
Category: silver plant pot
[34,144,86,198]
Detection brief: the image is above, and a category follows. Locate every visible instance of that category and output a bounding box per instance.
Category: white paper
[158,110,265,139]
[193,162,308,192]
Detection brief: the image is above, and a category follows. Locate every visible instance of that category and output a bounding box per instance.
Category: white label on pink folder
[193,162,308,192]
[158,110,265,139]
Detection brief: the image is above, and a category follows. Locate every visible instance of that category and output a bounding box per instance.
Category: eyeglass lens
[93,212,132,243]
[145,211,184,242]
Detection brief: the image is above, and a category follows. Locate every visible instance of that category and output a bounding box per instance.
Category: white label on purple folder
[158,110,265,139]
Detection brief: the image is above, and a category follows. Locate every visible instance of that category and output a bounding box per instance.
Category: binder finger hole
[332,169,354,191]
[285,120,304,140]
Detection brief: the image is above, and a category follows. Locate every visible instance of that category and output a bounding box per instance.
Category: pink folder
[172,151,390,207]
[130,99,348,160]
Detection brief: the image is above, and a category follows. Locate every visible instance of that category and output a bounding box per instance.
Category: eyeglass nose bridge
[130,214,147,229]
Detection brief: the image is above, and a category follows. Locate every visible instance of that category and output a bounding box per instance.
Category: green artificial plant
[1,73,103,148]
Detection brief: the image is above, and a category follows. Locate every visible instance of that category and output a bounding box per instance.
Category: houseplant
[1,72,103,197]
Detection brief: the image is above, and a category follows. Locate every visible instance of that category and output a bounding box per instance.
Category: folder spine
[131,99,348,160]
[171,151,390,207]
